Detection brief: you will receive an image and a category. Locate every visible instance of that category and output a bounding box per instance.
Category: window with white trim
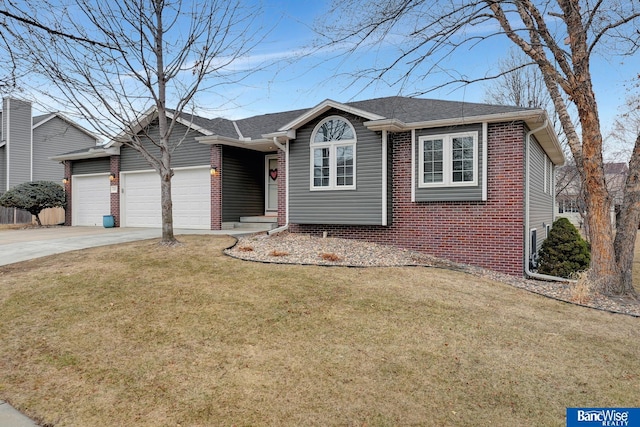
[419,132,478,187]
[310,116,356,190]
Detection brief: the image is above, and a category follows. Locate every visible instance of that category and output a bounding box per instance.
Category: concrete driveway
[0,226,261,267]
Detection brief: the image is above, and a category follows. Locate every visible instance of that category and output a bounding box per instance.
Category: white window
[310,116,356,190]
[419,132,478,187]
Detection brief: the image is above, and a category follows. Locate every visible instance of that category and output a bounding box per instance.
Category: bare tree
[322,0,640,296]
[5,0,264,244]
[484,48,551,110]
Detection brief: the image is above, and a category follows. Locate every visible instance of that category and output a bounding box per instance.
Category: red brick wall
[288,122,526,276]
[210,144,222,230]
[277,149,287,227]
[109,155,120,227]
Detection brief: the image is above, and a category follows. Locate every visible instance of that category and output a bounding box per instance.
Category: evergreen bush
[537,217,590,278]
[0,181,66,226]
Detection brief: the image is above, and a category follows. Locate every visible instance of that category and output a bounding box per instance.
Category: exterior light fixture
[210,166,219,177]
[109,173,116,182]
[62,177,69,185]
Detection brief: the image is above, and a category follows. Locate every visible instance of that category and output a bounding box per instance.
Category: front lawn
[0,235,638,426]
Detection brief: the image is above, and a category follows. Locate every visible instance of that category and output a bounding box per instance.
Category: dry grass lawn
[0,235,639,426]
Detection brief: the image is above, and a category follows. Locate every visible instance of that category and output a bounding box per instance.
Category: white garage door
[73,174,111,226]
[121,167,211,229]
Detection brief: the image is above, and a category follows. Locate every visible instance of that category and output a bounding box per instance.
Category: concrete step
[239,216,277,224]
[221,221,277,231]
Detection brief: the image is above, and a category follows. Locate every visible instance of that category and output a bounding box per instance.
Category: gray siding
[289,110,384,225]
[33,116,97,181]
[4,98,32,189]
[529,135,555,253]
[0,145,5,193]
[120,121,210,171]
[222,147,266,222]
[72,158,111,175]
[414,124,484,202]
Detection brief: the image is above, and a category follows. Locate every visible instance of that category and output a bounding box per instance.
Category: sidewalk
[0,401,38,427]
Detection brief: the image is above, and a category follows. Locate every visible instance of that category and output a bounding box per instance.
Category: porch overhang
[196,135,280,152]
[49,146,120,161]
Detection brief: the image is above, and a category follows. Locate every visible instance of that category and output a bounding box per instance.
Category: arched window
[310,116,356,190]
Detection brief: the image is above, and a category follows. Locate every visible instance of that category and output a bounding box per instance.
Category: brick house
[53,96,564,276]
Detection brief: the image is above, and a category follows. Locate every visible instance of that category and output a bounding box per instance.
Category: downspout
[525,120,575,282]
[268,136,289,235]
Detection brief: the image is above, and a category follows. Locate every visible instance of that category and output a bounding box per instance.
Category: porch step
[239,216,278,224]
[222,216,278,231]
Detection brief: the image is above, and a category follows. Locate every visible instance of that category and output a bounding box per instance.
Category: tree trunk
[572,83,618,292]
[613,133,640,297]
[159,166,176,244]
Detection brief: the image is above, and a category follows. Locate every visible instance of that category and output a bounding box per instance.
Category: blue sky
[189,0,639,142]
[21,0,639,141]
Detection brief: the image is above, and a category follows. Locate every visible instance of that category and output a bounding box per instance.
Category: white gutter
[382,130,387,225]
[268,137,289,235]
[411,129,416,203]
[271,137,286,152]
[49,146,120,161]
[365,109,547,131]
[482,122,488,201]
[524,120,575,282]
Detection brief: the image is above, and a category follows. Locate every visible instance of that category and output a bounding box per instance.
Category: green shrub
[0,181,66,226]
[537,217,590,278]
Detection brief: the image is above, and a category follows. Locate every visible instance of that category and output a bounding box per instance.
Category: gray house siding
[0,145,5,193]
[72,157,111,175]
[4,98,32,189]
[120,122,210,171]
[34,117,96,182]
[528,134,555,255]
[222,146,266,222]
[414,124,484,202]
[289,110,384,225]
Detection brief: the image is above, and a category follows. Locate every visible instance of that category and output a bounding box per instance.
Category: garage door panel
[121,168,210,229]
[73,174,111,226]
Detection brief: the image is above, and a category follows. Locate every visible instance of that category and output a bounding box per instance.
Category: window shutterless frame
[418,131,478,188]
[309,115,357,191]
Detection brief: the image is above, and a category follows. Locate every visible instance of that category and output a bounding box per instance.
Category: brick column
[210,144,222,230]
[110,156,121,227]
[63,161,72,226]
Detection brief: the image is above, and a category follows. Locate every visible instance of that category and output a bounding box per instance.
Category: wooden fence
[0,207,65,225]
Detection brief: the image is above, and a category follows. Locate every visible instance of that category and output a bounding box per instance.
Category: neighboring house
[0,97,101,224]
[52,96,564,277]
[556,162,628,230]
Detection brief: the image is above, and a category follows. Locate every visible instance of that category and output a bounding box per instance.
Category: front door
[265,155,278,215]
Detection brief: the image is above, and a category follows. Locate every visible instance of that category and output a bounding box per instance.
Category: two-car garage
[72,166,211,229]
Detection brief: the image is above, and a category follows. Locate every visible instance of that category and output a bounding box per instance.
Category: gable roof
[32,113,102,144]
